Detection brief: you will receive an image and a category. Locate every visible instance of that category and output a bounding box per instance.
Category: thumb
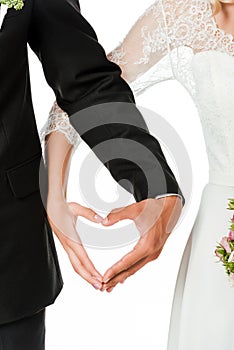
[102,204,137,226]
[68,202,103,223]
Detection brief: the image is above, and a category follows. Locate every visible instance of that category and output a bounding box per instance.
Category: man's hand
[46,198,104,290]
[101,196,182,292]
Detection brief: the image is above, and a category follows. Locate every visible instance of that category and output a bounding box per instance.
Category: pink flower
[229,230,234,240]
[232,215,234,222]
[229,273,234,288]
[228,251,234,263]
[221,237,232,253]
[215,249,223,259]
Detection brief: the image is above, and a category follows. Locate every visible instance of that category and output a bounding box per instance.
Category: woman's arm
[40,101,81,157]
[44,128,74,202]
[43,128,104,290]
[107,0,173,84]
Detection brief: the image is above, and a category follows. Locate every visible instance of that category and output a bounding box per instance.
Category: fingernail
[108,287,114,293]
[93,275,103,283]
[94,214,103,223]
[93,282,102,290]
[103,217,109,225]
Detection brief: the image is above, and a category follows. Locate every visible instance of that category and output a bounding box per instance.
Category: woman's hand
[46,198,104,290]
[43,130,104,289]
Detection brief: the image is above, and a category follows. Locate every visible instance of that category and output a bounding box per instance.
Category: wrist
[47,190,66,203]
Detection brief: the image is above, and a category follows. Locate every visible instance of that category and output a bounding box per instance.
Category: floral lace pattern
[191,49,234,184]
[109,46,127,65]
[40,101,81,148]
[124,0,234,94]
[108,0,170,84]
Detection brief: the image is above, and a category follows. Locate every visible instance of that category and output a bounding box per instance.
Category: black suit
[0,0,184,327]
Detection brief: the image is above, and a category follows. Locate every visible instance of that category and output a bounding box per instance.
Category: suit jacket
[0,0,184,325]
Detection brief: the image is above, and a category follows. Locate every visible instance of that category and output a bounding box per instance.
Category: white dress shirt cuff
[155,193,183,202]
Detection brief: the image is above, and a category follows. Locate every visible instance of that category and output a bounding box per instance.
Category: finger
[105,256,149,292]
[103,241,147,283]
[68,202,103,223]
[69,240,103,283]
[67,247,103,290]
[106,247,163,292]
[50,213,103,283]
[102,203,139,226]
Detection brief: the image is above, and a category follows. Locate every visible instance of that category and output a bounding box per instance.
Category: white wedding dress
[40,0,234,348]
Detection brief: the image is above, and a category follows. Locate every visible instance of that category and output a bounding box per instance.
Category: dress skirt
[167,181,234,350]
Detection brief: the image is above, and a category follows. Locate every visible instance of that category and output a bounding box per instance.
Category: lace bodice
[40,0,234,185]
[191,50,234,185]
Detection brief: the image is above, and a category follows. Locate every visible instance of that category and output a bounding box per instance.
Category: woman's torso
[131,0,234,186]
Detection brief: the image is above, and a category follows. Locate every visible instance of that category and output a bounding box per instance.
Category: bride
[40,0,234,349]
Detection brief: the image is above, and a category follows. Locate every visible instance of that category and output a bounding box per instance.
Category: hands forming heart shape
[46,196,182,293]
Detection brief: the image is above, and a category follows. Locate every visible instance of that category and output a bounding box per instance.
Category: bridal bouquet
[215,199,234,287]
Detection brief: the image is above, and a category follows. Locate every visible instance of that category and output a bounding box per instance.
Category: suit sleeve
[28,0,185,204]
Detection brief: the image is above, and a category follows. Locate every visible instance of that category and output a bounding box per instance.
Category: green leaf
[227,198,234,210]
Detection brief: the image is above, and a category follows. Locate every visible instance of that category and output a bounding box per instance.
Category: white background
[28,0,209,349]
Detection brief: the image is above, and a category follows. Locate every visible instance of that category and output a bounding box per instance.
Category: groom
[0,0,184,348]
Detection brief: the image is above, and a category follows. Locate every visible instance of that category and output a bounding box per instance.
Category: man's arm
[28,0,184,204]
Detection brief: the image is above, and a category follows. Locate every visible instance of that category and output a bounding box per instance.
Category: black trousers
[0,309,45,350]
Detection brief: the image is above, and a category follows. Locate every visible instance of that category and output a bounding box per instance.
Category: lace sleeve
[108,0,174,95]
[108,0,193,96]
[39,101,82,149]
